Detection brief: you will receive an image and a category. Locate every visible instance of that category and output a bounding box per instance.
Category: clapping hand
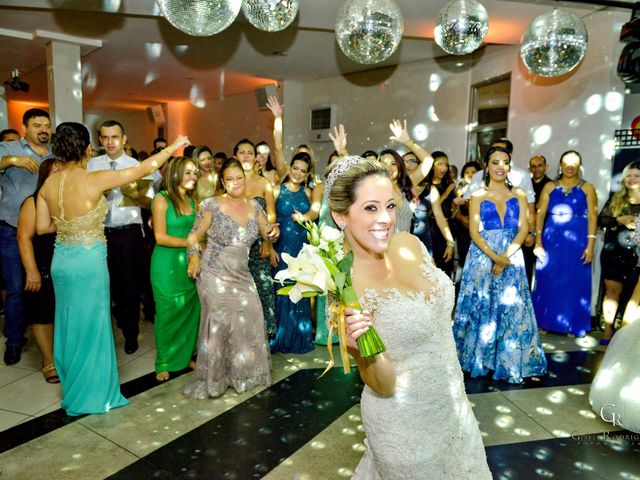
[389,119,411,145]
[266,96,283,118]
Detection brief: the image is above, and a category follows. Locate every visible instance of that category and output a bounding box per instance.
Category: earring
[338,223,345,231]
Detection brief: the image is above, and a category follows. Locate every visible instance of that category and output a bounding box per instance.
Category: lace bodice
[359,242,456,367]
[198,197,262,271]
[52,171,107,246]
[353,240,491,479]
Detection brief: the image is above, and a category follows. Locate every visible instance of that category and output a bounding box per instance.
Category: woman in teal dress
[271,152,315,353]
[151,157,201,381]
[36,122,188,415]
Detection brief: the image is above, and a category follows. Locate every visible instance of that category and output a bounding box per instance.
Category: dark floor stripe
[108,368,363,480]
[487,430,640,479]
[0,366,191,454]
[464,350,604,394]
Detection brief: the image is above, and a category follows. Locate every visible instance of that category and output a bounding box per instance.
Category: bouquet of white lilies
[275,221,386,374]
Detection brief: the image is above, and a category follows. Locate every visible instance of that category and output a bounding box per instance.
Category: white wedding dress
[352,243,492,479]
[589,319,640,433]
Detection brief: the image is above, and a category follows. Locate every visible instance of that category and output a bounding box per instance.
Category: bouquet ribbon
[320,302,351,377]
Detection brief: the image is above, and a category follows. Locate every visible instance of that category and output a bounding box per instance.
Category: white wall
[284,9,627,204]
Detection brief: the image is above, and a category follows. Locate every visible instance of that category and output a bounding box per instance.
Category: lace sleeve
[417,239,434,278]
[187,200,214,258]
[598,197,616,229]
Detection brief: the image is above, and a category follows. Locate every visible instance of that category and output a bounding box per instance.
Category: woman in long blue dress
[532,151,597,337]
[453,146,547,384]
[36,122,187,415]
[271,152,314,353]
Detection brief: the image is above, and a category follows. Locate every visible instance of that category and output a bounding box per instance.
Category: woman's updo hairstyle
[51,122,90,162]
[220,158,244,177]
[327,159,390,214]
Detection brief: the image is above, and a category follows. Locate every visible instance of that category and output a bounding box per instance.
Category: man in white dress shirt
[463,139,537,256]
[88,120,156,354]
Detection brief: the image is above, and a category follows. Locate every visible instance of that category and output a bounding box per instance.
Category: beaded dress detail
[352,237,491,479]
[52,171,108,247]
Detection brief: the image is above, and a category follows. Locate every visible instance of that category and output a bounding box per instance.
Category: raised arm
[89,135,190,194]
[329,124,348,157]
[266,96,288,180]
[17,197,42,292]
[152,193,189,248]
[389,119,434,186]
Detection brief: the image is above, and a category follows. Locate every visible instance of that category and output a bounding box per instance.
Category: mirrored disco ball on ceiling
[335,0,404,65]
[156,0,242,36]
[242,0,299,32]
[520,8,588,77]
[434,0,488,56]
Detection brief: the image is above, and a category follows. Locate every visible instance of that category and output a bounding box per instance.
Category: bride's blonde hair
[327,160,389,214]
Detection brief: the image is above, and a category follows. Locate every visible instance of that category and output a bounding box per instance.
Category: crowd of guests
[0,103,639,419]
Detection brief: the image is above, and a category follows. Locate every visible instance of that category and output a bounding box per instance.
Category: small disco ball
[242,0,299,32]
[434,0,488,56]
[156,0,242,36]
[520,8,589,77]
[335,0,404,65]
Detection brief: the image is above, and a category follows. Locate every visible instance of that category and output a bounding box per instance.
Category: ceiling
[0,0,627,111]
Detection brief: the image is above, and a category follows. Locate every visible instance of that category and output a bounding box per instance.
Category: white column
[0,86,8,131]
[45,40,83,126]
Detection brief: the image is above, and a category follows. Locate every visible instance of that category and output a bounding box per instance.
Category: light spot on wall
[145,43,163,60]
[103,0,121,13]
[533,125,552,145]
[584,94,602,115]
[605,91,624,112]
[602,139,615,159]
[568,138,579,148]
[145,72,156,85]
[569,118,580,128]
[412,124,429,141]
[190,84,206,108]
[429,73,442,92]
[427,105,439,122]
[175,45,189,54]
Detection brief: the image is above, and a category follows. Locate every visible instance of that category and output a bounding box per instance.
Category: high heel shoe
[599,325,617,345]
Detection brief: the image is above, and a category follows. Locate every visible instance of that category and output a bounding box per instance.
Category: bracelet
[528,231,537,237]
[406,141,418,149]
[587,234,597,239]
[338,151,348,157]
[187,244,201,258]
[446,240,456,248]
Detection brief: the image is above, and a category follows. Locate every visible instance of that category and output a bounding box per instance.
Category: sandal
[156,371,170,382]
[42,363,60,384]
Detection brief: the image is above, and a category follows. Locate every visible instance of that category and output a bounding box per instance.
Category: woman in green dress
[151,157,201,381]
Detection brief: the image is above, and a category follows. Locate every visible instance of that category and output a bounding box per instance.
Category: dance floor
[1,319,639,479]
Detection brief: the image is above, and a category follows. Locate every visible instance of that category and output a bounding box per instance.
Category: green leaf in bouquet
[276,285,294,295]
[301,291,319,298]
[334,271,346,293]
[337,250,354,276]
[323,258,340,276]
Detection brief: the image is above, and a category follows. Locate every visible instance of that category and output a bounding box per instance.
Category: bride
[327,157,491,479]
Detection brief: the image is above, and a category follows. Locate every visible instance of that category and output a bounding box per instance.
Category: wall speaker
[309,104,337,142]
[255,84,277,110]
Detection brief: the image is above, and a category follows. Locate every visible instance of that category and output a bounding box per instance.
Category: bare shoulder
[513,187,527,200]
[581,181,596,195]
[389,231,423,259]
[541,181,555,194]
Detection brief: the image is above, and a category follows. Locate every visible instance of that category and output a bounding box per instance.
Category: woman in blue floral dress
[453,147,547,384]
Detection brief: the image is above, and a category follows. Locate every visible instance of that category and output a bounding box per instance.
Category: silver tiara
[325,155,366,197]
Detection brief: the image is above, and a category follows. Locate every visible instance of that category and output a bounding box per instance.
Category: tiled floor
[1,320,638,480]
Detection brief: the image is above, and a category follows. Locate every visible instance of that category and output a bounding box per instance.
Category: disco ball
[335,0,404,65]
[434,0,488,56]
[242,0,299,32]
[520,8,589,77]
[156,0,242,36]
